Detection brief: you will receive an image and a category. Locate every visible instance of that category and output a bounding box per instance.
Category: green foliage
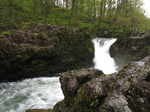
[0,0,150,36]
[77,22,93,30]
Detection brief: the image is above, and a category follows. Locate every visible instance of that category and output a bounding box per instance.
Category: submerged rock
[50,56,150,112]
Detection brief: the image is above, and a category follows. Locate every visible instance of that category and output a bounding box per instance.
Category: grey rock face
[110,36,150,71]
[52,56,150,112]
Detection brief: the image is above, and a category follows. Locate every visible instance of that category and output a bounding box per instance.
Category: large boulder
[58,68,104,107]
[51,56,150,112]
[0,24,94,82]
[110,36,150,70]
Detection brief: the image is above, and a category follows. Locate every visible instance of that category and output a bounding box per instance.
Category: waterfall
[0,77,64,112]
[0,38,117,112]
[93,38,117,74]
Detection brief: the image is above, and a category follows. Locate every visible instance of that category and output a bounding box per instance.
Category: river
[0,38,117,112]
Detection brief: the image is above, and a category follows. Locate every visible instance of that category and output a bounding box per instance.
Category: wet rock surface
[110,36,150,70]
[49,56,150,112]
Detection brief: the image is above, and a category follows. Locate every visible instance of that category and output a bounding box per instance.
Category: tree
[0,0,150,35]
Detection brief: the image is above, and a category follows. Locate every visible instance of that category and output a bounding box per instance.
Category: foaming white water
[93,38,117,74]
[0,77,64,112]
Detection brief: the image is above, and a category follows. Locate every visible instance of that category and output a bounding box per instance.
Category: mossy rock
[0,24,94,82]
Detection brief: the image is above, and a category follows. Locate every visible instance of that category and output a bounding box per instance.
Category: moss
[33,33,39,36]
[110,82,115,88]
[0,31,11,37]
[116,75,121,79]
[69,82,100,112]
[88,47,94,54]
[90,99,100,107]
[100,74,106,78]
[39,32,48,39]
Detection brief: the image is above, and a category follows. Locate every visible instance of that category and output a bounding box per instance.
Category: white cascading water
[93,38,117,74]
[0,77,64,112]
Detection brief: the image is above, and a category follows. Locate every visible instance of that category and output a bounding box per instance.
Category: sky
[142,0,150,17]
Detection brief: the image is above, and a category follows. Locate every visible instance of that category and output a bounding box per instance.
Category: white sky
[142,0,150,17]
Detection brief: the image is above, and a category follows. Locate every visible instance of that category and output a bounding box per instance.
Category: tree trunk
[66,0,68,9]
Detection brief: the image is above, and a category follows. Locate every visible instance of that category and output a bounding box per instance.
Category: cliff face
[0,24,94,82]
[110,36,150,70]
[51,56,150,112]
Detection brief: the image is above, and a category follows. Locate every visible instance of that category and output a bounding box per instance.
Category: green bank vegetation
[0,0,150,36]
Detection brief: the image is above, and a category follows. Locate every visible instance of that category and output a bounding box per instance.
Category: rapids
[0,77,64,112]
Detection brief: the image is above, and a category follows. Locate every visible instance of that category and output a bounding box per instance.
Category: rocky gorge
[0,24,150,112]
[27,55,150,112]
[26,29,149,111]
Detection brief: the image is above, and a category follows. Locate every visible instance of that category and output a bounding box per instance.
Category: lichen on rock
[51,56,150,112]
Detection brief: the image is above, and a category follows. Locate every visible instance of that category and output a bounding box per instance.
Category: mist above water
[93,38,117,74]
